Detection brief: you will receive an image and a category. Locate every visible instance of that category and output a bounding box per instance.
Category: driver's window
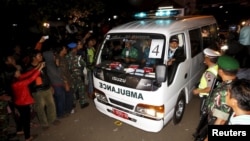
[167,33,186,84]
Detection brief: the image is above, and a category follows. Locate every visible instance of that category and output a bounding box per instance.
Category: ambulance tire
[173,92,186,125]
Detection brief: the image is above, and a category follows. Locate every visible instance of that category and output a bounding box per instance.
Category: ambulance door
[188,28,205,87]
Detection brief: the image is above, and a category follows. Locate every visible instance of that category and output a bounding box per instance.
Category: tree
[1,0,105,25]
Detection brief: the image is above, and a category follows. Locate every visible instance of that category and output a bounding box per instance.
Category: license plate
[112,109,128,119]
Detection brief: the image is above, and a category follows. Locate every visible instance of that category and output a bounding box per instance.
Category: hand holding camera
[36,62,45,71]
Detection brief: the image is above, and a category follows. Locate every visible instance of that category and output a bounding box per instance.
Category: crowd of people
[0,25,99,141]
[222,18,250,68]
[192,18,250,141]
[0,17,250,141]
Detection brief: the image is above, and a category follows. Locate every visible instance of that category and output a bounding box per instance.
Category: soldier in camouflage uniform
[193,55,240,141]
[206,55,239,125]
[206,80,233,122]
[66,42,89,109]
[0,87,11,141]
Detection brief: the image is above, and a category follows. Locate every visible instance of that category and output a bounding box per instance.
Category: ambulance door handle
[184,73,187,79]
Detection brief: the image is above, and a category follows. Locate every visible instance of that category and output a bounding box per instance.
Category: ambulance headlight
[135,104,164,119]
[95,90,108,103]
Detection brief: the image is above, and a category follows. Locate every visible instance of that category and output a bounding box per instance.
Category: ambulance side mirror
[155,65,167,83]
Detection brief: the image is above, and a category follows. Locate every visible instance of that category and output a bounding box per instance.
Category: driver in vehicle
[167,36,185,66]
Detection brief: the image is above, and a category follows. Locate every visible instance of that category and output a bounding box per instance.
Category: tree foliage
[1,0,105,24]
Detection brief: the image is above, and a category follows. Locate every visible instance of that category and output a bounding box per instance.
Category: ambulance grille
[109,98,134,110]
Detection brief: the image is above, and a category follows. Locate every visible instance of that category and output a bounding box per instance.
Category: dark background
[1,0,250,51]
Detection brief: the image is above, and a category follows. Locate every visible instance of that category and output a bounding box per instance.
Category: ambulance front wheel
[173,92,186,125]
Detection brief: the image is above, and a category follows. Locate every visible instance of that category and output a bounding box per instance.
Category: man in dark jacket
[43,49,67,119]
[25,50,60,130]
[167,36,185,66]
[166,35,186,83]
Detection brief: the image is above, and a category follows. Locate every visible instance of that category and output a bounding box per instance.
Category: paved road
[15,96,201,141]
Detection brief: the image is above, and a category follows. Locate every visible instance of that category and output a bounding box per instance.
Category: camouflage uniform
[66,51,88,107]
[0,91,9,141]
[205,55,240,122]
[193,55,239,141]
[205,80,233,121]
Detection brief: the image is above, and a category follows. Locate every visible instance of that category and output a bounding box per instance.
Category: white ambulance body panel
[93,14,218,132]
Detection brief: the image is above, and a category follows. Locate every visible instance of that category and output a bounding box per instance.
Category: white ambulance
[93,8,219,132]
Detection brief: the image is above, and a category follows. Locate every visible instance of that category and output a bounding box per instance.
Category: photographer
[11,62,45,141]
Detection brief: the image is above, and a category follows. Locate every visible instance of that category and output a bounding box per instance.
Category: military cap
[217,55,239,70]
[67,42,77,48]
[203,48,221,58]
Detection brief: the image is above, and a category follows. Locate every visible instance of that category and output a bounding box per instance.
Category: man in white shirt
[226,78,250,125]
[238,18,250,68]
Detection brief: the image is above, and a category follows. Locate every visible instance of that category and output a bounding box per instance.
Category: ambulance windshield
[96,33,165,77]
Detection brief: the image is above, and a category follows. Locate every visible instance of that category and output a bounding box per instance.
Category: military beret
[203,48,221,58]
[67,42,77,48]
[217,55,239,70]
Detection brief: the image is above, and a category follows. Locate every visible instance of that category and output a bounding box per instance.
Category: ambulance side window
[201,24,219,50]
[189,29,202,58]
[201,26,211,49]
